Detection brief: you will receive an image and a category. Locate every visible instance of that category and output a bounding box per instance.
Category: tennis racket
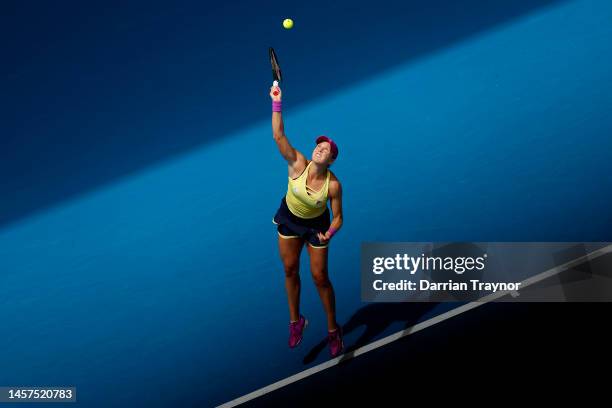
[269,47,282,96]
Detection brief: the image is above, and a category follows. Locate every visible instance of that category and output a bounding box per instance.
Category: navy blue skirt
[273,197,331,248]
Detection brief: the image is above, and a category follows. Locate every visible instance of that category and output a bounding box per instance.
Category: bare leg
[307,244,338,331]
[278,235,305,322]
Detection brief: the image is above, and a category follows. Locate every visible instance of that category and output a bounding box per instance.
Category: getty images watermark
[371,252,521,293]
[361,242,612,302]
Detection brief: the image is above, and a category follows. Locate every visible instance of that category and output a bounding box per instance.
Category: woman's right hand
[270,85,282,102]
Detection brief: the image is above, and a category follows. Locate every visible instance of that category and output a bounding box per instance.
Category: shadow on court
[303,302,438,364]
[2,0,564,229]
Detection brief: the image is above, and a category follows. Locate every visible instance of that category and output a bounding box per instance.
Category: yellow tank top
[285,161,331,219]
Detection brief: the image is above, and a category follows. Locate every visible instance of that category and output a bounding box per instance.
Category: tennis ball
[283,18,294,29]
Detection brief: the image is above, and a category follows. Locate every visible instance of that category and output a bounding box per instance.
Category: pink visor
[315,135,339,160]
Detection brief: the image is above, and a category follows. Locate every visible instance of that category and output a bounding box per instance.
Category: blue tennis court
[1,0,611,406]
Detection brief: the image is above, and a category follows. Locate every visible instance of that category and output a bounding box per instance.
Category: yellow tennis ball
[283,18,294,29]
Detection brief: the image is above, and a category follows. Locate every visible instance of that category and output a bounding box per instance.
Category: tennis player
[270,84,344,358]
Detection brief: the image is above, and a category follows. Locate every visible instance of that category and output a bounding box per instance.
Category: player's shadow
[303,302,437,365]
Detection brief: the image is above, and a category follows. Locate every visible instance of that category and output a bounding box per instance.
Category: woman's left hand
[317,231,332,245]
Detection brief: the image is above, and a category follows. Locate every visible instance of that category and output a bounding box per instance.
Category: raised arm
[270,85,306,176]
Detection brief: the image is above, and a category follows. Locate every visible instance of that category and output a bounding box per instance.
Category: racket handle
[272,80,279,96]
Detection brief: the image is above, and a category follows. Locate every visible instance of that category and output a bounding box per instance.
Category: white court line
[218,244,612,407]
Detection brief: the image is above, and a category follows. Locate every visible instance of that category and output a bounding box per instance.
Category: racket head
[269,47,282,83]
